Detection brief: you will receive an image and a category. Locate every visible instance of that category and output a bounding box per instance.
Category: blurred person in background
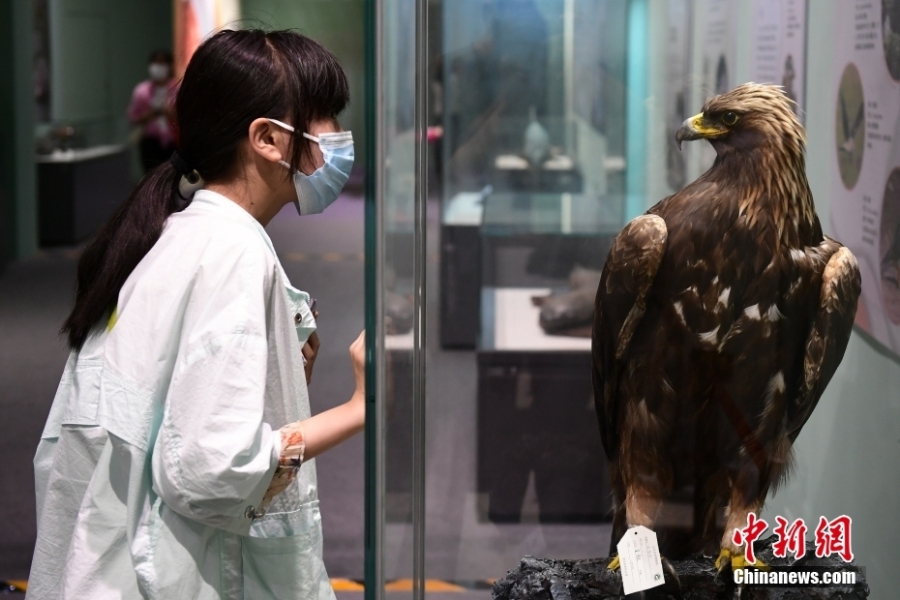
[28,30,361,600]
[128,50,178,173]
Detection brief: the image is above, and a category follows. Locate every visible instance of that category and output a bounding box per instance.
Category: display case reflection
[440,0,628,351]
[435,0,629,526]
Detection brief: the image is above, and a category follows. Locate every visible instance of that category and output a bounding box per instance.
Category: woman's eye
[722,112,738,125]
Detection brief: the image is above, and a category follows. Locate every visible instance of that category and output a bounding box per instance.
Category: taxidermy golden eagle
[591,83,860,575]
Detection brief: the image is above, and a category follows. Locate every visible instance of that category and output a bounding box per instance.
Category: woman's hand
[285,330,367,464]
[302,331,320,383]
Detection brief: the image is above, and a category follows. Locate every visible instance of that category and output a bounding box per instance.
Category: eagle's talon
[715,548,733,574]
[732,554,770,571]
[660,556,683,598]
[716,548,770,575]
[607,555,620,571]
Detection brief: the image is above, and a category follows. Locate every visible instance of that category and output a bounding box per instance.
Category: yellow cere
[691,113,725,137]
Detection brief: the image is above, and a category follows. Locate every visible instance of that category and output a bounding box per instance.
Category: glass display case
[368,1,899,598]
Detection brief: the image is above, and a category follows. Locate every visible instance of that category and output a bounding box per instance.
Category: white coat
[27,190,334,600]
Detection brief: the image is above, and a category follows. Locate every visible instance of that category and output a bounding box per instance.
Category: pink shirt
[127,79,178,146]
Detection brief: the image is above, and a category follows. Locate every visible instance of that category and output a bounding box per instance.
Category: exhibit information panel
[748,0,807,117]
[831,0,900,356]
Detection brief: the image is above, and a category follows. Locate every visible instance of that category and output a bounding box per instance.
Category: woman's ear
[247,118,290,166]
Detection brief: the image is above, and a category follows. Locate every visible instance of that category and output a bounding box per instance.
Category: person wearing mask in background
[28,30,360,600]
[128,50,178,173]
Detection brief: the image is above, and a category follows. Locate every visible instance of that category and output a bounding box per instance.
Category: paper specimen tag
[616,526,665,595]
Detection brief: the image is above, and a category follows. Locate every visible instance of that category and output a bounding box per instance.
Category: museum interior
[0,0,898,598]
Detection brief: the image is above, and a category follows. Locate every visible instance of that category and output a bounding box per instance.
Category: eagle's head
[675,82,805,158]
[675,83,817,244]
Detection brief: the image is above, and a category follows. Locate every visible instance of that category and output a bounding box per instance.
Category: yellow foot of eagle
[715,548,770,572]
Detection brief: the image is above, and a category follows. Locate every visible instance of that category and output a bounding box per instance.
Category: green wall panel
[55,14,110,122]
[49,0,172,148]
[1,0,37,259]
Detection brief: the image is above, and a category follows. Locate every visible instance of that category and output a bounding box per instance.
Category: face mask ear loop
[302,132,320,143]
[267,118,295,132]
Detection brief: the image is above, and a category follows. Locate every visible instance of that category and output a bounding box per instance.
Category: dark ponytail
[62,29,349,350]
[62,163,181,350]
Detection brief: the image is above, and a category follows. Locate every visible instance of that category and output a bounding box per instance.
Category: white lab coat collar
[189,189,278,256]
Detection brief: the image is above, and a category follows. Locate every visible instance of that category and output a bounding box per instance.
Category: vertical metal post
[364,0,385,598]
[412,0,429,598]
[625,0,648,220]
[563,0,575,153]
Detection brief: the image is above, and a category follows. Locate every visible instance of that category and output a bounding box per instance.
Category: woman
[29,30,363,600]
[127,50,178,172]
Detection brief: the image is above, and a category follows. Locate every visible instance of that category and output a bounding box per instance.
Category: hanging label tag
[616,526,665,595]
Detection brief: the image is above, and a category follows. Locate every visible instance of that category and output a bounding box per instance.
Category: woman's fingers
[307,330,320,353]
[303,332,320,384]
[350,330,365,395]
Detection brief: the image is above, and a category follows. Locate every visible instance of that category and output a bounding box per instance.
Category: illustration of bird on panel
[591,83,861,582]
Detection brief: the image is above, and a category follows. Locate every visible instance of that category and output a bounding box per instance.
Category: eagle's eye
[722,112,739,126]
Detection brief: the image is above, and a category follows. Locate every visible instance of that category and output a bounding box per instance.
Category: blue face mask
[268,118,354,216]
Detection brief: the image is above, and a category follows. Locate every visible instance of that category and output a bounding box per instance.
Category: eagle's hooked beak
[675,113,724,150]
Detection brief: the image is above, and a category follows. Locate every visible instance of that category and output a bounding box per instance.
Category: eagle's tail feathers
[765,435,796,495]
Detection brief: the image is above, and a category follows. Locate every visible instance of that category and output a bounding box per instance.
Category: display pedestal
[440,191,486,349]
[493,537,869,600]
[440,223,481,348]
[37,146,132,246]
[477,351,610,523]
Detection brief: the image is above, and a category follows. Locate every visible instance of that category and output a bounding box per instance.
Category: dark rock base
[492,537,869,600]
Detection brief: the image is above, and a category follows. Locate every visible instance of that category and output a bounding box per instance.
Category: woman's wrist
[345,391,366,434]
[279,420,307,468]
[260,420,308,510]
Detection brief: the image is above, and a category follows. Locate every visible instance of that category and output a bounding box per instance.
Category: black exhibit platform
[477,351,611,523]
[440,223,482,348]
[492,536,869,600]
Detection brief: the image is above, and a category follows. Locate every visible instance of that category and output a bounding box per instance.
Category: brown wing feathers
[791,244,861,442]
[592,214,668,460]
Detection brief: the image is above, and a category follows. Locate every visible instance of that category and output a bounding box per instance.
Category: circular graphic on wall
[880,168,900,325]
[883,0,900,81]
[836,63,865,190]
